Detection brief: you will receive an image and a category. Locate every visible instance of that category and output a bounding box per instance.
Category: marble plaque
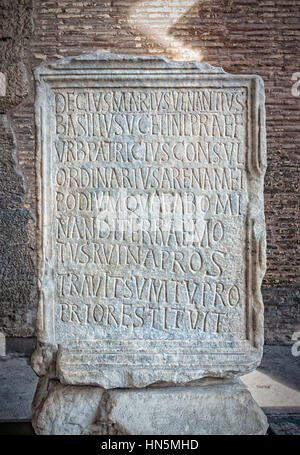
[32,53,267,388]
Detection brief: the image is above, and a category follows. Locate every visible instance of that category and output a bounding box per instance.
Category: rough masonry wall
[1,0,299,343]
[0,0,36,337]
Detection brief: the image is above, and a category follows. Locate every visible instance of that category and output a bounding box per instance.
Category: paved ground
[242,345,300,435]
[0,342,299,434]
[242,345,300,409]
[0,356,37,422]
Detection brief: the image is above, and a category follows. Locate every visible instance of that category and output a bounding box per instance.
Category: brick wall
[2,0,300,343]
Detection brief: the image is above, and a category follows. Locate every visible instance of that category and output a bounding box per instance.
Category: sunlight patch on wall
[128,0,203,61]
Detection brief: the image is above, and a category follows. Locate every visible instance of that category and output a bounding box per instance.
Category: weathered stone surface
[32,378,268,435]
[1,345,297,426]
[32,378,102,435]
[32,52,266,388]
[0,0,33,113]
[0,355,38,421]
[0,0,36,338]
[0,114,36,337]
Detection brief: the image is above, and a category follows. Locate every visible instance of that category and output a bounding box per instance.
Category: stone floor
[242,345,300,435]
[0,340,299,435]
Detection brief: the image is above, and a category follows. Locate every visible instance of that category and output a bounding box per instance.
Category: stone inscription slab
[32,53,267,388]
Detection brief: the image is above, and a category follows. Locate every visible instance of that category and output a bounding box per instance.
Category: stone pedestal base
[32,378,268,435]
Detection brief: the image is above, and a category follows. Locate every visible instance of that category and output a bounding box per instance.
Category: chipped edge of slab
[33,51,226,76]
